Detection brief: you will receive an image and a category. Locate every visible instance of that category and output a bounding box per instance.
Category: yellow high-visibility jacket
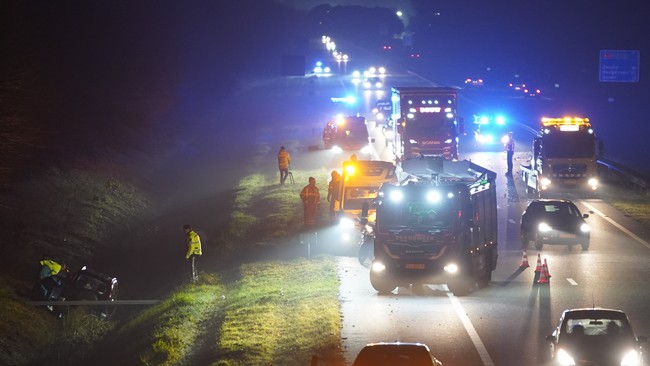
[185,230,202,259]
[278,150,291,169]
[39,259,62,278]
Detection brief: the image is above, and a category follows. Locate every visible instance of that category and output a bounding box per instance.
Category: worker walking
[300,177,321,227]
[327,170,341,220]
[183,224,202,283]
[278,146,291,185]
[505,131,515,175]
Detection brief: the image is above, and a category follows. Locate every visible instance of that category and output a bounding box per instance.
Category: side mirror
[583,213,589,219]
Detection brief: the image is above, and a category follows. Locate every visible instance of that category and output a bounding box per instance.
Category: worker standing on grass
[183,224,202,282]
[300,177,321,227]
[327,170,341,220]
[278,146,291,185]
[505,131,515,175]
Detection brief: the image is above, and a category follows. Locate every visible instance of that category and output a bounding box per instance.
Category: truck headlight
[588,178,598,189]
[621,349,640,366]
[331,146,343,154]
[540,177,551,187]
[443,263,458,274]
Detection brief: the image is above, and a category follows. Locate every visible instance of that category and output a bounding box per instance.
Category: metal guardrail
[597,158,650,194]
[27,300,161,306]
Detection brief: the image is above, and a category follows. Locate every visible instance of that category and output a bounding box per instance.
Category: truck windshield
[379,201,454,229]
[544,132,595,158]
[405,116,453,136]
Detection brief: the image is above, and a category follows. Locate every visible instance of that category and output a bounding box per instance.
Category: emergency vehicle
[390,87,464,161]
[369,158,498,296]
[329,115,374,156]
[521,117,601,196]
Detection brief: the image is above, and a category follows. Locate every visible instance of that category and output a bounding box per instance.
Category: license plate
[406,263,425,269]
[559,233,576,238]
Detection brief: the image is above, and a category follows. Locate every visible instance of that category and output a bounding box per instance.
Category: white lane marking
[580,200,650,250]
[567,278,578,286]
[445,286,495,366]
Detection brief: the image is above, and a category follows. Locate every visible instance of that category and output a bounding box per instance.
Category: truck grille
[386,242,446,258]
[551,164,587,178]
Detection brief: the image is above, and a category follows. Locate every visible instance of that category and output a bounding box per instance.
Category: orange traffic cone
[538,261,550,284]
[534,253,542,273]
[543,258,551,279]
[519,251,530,268]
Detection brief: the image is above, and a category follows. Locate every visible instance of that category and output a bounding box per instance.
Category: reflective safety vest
[185,230,202,259]
[278,150,291,170]
[300,184,320,205]
[39,259,62,278]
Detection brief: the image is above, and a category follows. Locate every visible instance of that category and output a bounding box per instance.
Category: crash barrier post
[299,232,317,259]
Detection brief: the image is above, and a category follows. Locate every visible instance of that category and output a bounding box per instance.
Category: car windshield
[533,202,582,218]
[564,318,634,341]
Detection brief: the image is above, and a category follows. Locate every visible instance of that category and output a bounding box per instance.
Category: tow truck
[390,87,464,161]
[334,159,397,260]
[521,117,601,197]
[369,158,498,296]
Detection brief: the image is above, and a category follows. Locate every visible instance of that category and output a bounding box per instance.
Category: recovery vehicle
[521,117,601,196]
[390,87,464,161]
[369,158,498,295]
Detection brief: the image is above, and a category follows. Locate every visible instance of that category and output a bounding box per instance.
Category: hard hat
[183,224,192,230]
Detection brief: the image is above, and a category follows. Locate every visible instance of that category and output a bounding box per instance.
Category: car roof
[562,308,628,319]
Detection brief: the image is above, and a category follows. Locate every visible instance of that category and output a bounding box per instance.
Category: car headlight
[339,217,355,228]
[621,349,641,366]
[556,348,576,365]
[580,223,590,233]
[540,177,551,186]
[409,139,418,144]
[588,177,599,188]
[371,261,386,273]
[538,222,552,232]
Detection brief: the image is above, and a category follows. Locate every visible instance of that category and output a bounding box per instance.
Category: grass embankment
[601,183,650,226]
[94,169,343,366]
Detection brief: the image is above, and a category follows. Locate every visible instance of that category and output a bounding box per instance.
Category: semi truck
[369,158,498,296]
[390,87,464,161]
[521,117,601,197]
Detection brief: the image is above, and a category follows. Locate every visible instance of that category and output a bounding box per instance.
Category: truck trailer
[369,158,498,296]
[390,87,464,161]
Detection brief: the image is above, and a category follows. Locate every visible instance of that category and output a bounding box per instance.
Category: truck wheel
[370,271,395,294]
[534,240,543,250]
[448,276,472,296]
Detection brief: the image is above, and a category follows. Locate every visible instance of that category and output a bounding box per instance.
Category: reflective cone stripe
[543,258,551,278]
[534,253,542,273]
[520,251,530,268]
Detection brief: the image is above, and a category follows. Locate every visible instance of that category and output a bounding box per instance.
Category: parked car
[520,199,590,250]
[546,308,647,366]
[352,342,443,366]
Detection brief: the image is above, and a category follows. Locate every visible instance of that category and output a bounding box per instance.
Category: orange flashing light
[541,116,591,127]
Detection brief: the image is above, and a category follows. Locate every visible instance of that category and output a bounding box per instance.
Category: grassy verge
[214,257,343,366]
[600,183,650,225]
